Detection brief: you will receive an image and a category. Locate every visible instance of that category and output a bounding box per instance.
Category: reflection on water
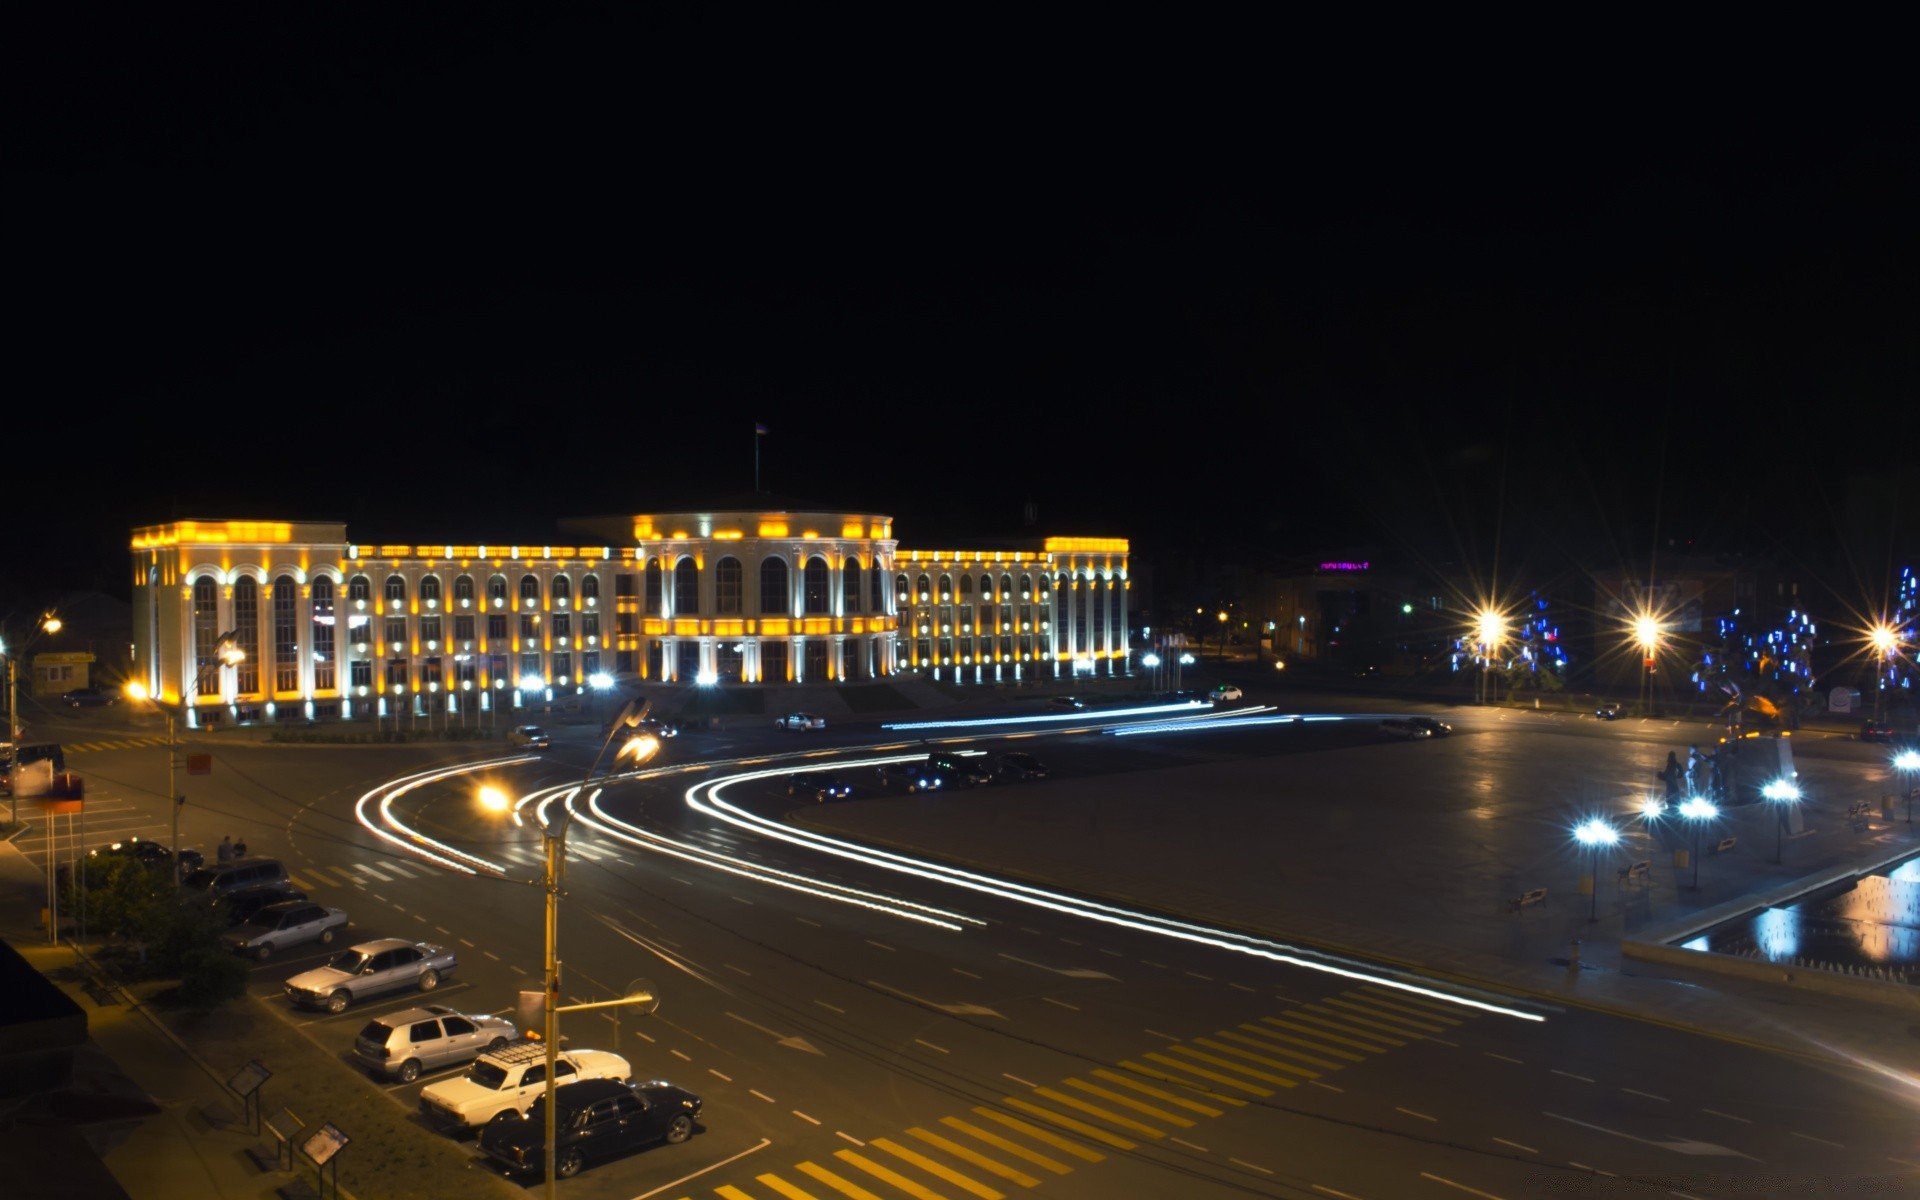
[1689,859,1920,971]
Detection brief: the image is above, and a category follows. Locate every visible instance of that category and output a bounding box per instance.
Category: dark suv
[480,1077,702,1178]
[996,752,1049,781]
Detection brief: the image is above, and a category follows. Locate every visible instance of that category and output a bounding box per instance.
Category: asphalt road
[28,693,1920,1199]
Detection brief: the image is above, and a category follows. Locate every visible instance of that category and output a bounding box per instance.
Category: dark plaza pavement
[7,684,1920,1199]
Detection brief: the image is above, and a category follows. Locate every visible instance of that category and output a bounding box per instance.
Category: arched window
[916,574,932,603]
[716,557,744,614]
[1020,573,1034,599]
[895,573,909,603]
[872,565,887,612]
[844,556,864,613]
[384,575,407,606]
[454,575,475,607]
[192,576,220,682]
[233,576,261,693]
[552,575,572,607]
[580,574,599,605]
[420,575,442,607]
[488,576,508,608]
[980,573,993,599]
[1000,573,1013,597]
[1037,574,1052,599]
[520,574,541,609]
[348,575,371,606]
[760,558,789,615]
[273,574,299,692]
[674,558,699,614]
[312,578,336,690]
[938,573,953,602]
[959,574,973,598]
[644,558,663,615]
[804,556,830,615]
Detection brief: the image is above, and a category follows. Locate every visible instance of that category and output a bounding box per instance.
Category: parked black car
[1861,719,1897,743]
[60,687,116,707]
[1405,717,1453,738]
[996,752,1049,781]
[480,1077,702,1179]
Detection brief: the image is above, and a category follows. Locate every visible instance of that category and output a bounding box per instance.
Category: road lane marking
[1310,1080,1343,1093]
[793,1111,821,1125]
[796,1159,885,1199]
[815,1000,845,1013]
[939,1116,1073,1174]
[1219,1029,1346,1071]
[1089,1069,1222,1116]
[1261,1017,1380,1055]
[710,1069,733,1081]
[726,963,752,976]
[1551,1070,1594,1083]
[796,916,821,927]
[1791,1131,1845,1148]
[1419,1172,1505,1198]
[867,940,895,951]
[1032,1087,1167,1137]
[751,1089,776,1103]
[1063,1077,1195,1126]
[1396,1107,1437,1122]
[970,1106,1106,1161]
[905,1127,1041,1187]
[867,1138,1005,1199]
[1192,1037,1320,1079]
[1302,1003,1416,1042]
[1004,1073,1038,1088]
[1163,1044,1297,1086]
[953,968,982,979]
[1171,1136,1207,1151]
[1327,996,1447,1031]
[1228,1158,1273,1174]
[915,1039,949,1054]
[1118,1059,1250,1105]
[1621,1088,1668,1102]
[1043,997,1080,1011]
[1145,1052,1278,1094]
[1702,1109,1750,1123]
[1230,981,1255,992]
[1484,1052,1523,1064]
[1001,1096,1140,1149]
[749,1173,815,1200]
[1143,1028,1180,1041]
[671,1049,690,1061]
[1492,1137,1536,1154]
[648,1137,772,1198]
[1310,1187,1366,1200]
[1544,1112,1757,1158]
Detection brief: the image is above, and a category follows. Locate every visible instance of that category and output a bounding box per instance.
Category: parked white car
[775,712,826,731]
[420,1040,631,1132]
[1209,684,1243,702]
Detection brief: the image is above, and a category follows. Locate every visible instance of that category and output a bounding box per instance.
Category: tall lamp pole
[4,612,63,826]
[1897,750,1920,824]
[1574,818,1620,922]
[1763,778,1801,864]
[1474,610,1505,706]
[1679,796,1718,891]
[1870,623,1898,725]
[1634,615,1660,719]
[126,631,242,882]
[482,696,656,1200]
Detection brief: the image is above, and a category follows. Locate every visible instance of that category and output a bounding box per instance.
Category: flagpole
[754,425,760,493]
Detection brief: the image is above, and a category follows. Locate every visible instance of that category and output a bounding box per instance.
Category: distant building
[129,504,1129,726]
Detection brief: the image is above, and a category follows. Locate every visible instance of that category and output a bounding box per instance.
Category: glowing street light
[3,611,62,826]
[124,630,244,891]
[1633,613,1661,718]
[1869,622,1900,724]
[1762,778,1802,864]
[1895,749,1920,824]
[1473,609,1506,706]
[480,697,658,1200]
[1678,796,1719,891]
[1573,818,1620,922]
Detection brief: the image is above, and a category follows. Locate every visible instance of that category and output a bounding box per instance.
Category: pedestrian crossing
[54,736,171,753]
[678,982,1479,1200]
[288,840,630,891]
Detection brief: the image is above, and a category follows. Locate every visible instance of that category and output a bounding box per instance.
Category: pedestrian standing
[1708,750,1726,800]
[1662,750,1681,800]
[217,835,234,864]
[1685,744,1701,795]
[233,836,248,858]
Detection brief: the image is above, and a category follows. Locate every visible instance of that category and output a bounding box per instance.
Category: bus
[0,741,73,798]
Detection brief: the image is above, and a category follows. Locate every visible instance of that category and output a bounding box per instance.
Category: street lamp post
[1574,818,1620,922]
[1895,750,1920,824]
[482,697,656,1200]
[126,632,243,883]
[1633,615,1660,718]
[1870,622,1898,725]
[3,611,63,826]
[1679,796,1718,891]
[1216,611,1229,660]
[1762,778,1801,864]
[1474,610,1505,706]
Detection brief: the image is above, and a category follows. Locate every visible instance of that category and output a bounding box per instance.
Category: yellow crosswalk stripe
[1325,996,1446,1032]
[718,1186,758,1200]
[970,1108,1105,1162]
[1191,1037,1320,1079]
[1030,1087,1166,1138]
[1062,1077,1196,1126]
[1301,1003,1416,1042]
[1000,1096,1139,1150]
[907,1126,1042,1187]
[1350,989,1466,1024]
[797,1160,889,1200]
[1163,1044,1298,1086]
[1260,1016,1382,1055]
[1241,1021,1366,1063]
[756,1174,825,1200]
[1287,1009,1405,1047]
[871,1137,1006,1199]
[833,1150,956,1200]
[939,1116,1074,1174]
[1117,1059,1249,1105]
[1358,985,1473,1017]
[1142,1052,1275,1096]
[1220,1028,1346,1070]
[1089,1068,1223,1117]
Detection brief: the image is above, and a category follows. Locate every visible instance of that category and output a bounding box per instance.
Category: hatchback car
[1405,716,1453,738]
[223,899,348,960]
[775,712,826,731]
[480,1077,702,1179]
[876,762,943,792]
[1208,684,1244,703]
[996,752,1049,781]
[60,687,116,707]
[1861,719,1897,743]
[506,725,552,749]
[220,886,309,927]
[785,774,851,802]
[1594,702,1626,720]
[353,1005,518,1082]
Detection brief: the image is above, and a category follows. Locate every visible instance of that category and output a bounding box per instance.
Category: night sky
[12,13,1917,618]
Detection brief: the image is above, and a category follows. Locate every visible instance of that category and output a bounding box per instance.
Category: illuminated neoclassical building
[130,504,1130,725]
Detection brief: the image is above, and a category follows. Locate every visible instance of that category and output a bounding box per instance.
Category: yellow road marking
[718,1187,760,1200]
[1192,1037,1320,1079]
[1291,1009,1407,1047]
[1221,1028,1347,1070]
[1325,996,1446,1032]
[907,1127,1042,1187]
[796,1159,889,1200]
[1143,1052,1276,1095]
[1090,1068,1223,1116]
[1302,1003,1417,1042]
[1063,1077,1197,1126]
[835,1149,965,1200]
[870,1138,1005,1199]
[1350,989,1466,1024]
[939,1116,1073,1174]
[1246,1021,1369,1061]
[1031,1087,1167,1137]
[1116,1060,1249,1106]
[1001,1096,1139,1149]
[1164,1043,1299,1086]
[970,1107,1106,1162]
[756,1173,825,1200]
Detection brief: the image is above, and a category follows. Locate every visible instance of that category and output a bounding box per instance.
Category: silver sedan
[223,900,349,961]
